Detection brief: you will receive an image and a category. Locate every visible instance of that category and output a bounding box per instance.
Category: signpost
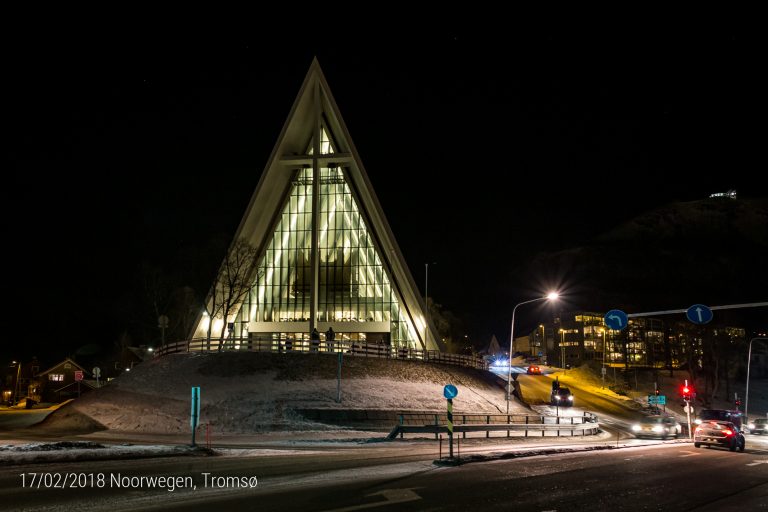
[158,315,169,346]
[443,385,458,459]
[93,367,101,388]
[685,304,713,325]
[604,310,628,331]
[683,379,692,439]
[191,386,201,446]
[336,352,343,403]
[74,370,83,398]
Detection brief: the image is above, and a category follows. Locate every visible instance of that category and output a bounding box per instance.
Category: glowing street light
[506,292,559,414]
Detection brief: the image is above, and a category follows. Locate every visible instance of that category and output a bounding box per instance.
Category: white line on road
[319,488,422,512]
[678,451,700,457]
[745,460,768,466]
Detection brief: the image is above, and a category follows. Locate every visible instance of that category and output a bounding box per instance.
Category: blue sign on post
[604,309,629,331]
[191,386,200,446]
[686,304,713,325]
[443,384,458,399]
[191,387,201,427]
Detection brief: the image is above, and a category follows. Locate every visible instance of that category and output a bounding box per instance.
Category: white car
[632,415,681,439]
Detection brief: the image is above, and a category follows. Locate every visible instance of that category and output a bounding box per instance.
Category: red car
[526,365,541,375]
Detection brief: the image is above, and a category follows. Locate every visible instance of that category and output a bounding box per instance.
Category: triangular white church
[191,59,443,352]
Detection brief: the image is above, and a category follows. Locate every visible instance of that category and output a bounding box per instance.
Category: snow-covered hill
[38,353,525,434]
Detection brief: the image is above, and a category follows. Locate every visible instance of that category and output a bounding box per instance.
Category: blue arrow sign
[686,304,713,325]
[604,309,628,331]
[443,384,458,399]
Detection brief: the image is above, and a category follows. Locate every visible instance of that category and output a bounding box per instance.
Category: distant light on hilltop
[709,189,737,199]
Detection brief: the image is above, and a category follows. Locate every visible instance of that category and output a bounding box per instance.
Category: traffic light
[735,398,742,407]
[681,385,694,402]
[655,388,660,396]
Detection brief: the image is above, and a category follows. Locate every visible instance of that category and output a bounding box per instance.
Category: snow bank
[38,353,524,435]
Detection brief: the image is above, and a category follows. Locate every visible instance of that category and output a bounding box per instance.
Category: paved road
[517,372,647,436]
[4,440,766,511]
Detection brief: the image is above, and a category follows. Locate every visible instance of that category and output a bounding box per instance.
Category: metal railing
[156,338,489,370]
[388,412,600,439]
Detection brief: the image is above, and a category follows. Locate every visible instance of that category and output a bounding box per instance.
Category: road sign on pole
[74,371,83,382]
[191,386,201,446]
[443,385,457,459]
[686,304,713,325]
[604,310,629,331]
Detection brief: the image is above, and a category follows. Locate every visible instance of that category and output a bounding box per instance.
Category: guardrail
[156,338,488,371]
[388,412,600,439]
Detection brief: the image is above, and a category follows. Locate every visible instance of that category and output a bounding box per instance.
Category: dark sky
[8,31,766,360]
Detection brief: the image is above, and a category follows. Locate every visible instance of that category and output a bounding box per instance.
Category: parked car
[526,365,541,375]
[694,420,745,451]
[550,387,574,406]
[747,418,767,435]
[631,415,681,439]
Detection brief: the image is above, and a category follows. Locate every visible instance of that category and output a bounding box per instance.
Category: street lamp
[559,328,566,372]
[424,262,436,348]
[12,361,22,405]
[744,337,768,429]
[506,292,559,413]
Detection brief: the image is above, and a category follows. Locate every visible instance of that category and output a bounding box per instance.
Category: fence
[156,338,488,371]
[388,412,600,439]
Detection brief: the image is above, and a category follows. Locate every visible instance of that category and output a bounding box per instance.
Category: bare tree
[203,238,261,350]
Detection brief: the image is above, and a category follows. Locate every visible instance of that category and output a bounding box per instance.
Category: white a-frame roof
[192,59,443,351]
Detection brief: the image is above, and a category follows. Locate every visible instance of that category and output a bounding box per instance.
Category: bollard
[439,434,442,460]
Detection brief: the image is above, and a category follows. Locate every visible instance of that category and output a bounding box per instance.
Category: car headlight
[748,423,755,429]
[568,395,574,401]
[652,425,664,433]
[632,425,641,432]
[694,419,702,425]
[554,395,560,400]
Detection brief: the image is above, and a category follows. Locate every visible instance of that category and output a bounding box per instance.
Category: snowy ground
[0,441,211,464]
[34,352,526,435]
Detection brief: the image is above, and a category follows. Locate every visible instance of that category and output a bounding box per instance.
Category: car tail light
[695,427,703,433]
[722,429,733,436]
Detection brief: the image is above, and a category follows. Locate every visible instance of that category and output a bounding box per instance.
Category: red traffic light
[682,386,690,394]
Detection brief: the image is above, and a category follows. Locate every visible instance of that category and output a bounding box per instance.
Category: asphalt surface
[3,439,766,511]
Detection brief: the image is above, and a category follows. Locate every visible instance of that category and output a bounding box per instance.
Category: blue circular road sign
[443,384,458,399]
[686,304,713,325]
[604,309,629,331]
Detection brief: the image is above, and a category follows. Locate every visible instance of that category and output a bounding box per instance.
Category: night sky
[8,31,766,361]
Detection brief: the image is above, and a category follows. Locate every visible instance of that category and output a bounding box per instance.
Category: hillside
[38,353,525,434]
[522,197,768,315]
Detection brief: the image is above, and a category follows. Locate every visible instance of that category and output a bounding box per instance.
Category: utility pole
[425,262,436,349]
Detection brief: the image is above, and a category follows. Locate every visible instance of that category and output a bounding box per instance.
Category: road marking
[678,451,700,457]
[746,460,768,466]
[319,488,422,512]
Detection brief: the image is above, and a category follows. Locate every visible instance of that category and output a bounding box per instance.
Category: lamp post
[559,328,566,372]
[424,262,436,349]
[12,361,22,405]
[744,337,768,428]
[601,329,609,388]
[506,292,559,414]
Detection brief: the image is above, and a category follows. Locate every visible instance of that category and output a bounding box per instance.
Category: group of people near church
[309,327,335,352]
